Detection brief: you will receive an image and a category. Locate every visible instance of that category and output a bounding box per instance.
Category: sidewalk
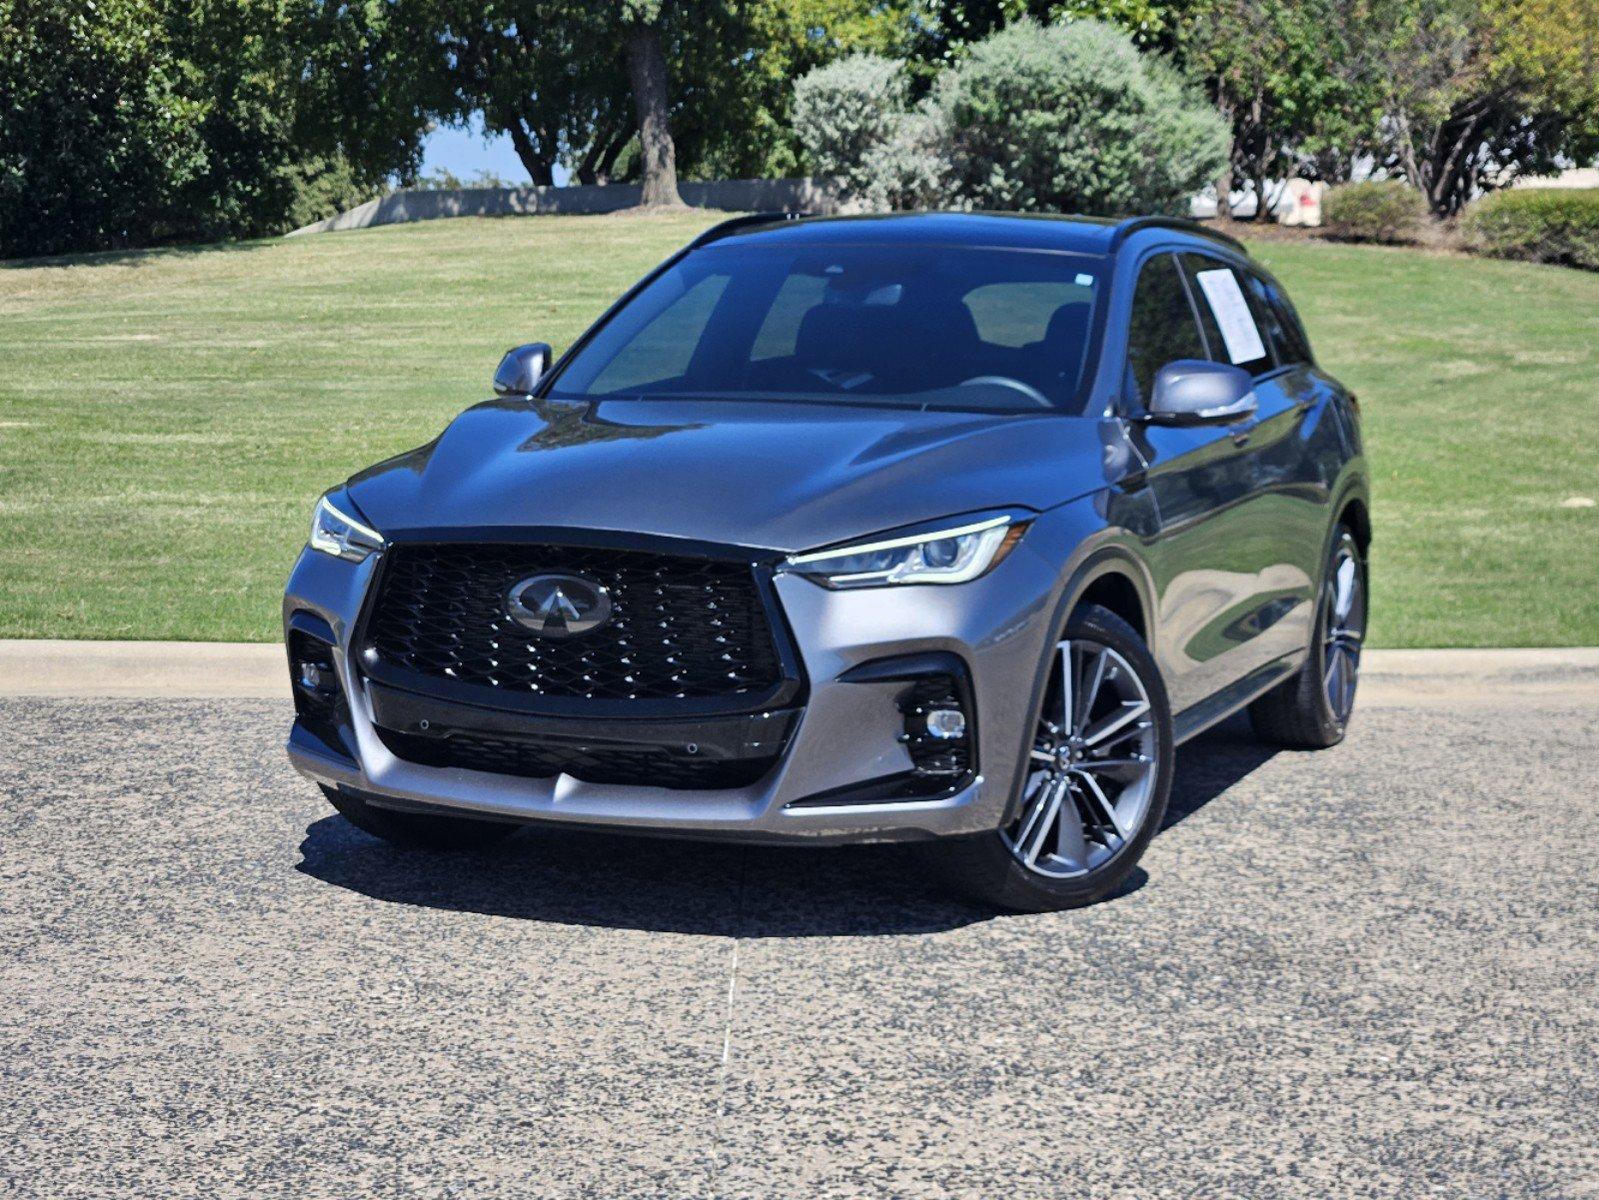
[3,640,1597,702]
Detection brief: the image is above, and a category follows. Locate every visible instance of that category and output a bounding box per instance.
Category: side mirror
[1145,359,1257,425]
[493,342,553,396]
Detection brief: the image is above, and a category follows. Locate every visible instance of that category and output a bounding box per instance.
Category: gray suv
[284,212,1368,911]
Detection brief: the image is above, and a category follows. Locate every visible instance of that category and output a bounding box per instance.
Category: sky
[418,115,572,187]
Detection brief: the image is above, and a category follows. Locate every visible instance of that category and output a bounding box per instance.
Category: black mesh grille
[375,728,776,790]
[363,543,784,702]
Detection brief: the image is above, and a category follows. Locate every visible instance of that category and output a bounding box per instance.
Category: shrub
[859,107,955,211]
[1461,188,1599,271]
[793,56,905,203]
[0,0,204,258]
[792,55,950,211]
[930,19,1228,216]
[284,155,383,232]
[1322,181,1429,244]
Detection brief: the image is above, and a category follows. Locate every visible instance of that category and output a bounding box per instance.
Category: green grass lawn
[2,214,1595,646]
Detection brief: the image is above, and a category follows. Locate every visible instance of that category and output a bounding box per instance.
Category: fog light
[895,670,974,787]
[297,661,329,692]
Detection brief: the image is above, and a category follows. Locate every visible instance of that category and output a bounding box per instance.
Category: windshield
[547,243,1105,413]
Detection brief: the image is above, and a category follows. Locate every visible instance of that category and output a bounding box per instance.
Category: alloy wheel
[1002,640,1160,879]
[1322,542,1365,723]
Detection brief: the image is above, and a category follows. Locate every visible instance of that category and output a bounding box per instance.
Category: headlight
[309,493,383,562]
[782,513,1029,589]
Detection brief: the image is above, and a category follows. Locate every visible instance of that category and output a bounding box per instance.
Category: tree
[400,1,628,187]
[167,0,432,240]
[620,1,683,205]
[0,0,200,257]
[0,0,426,258]
[394,0,917,193]
[401,0,750,201]
[792,54,950,209]
[674,0,915,180]
[1338,0,1599,216]
[1176,0,1365,218]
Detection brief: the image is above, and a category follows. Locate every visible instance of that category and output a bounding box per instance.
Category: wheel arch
[1062,549,1157,649]
[1071,568,1148,644]
[1337,494,1371,554]
[998,548,1159,828]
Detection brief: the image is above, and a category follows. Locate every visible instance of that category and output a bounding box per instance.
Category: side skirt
[1172,653,1303,746]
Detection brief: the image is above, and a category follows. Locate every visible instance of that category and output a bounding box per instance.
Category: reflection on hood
[347,397,1120,553]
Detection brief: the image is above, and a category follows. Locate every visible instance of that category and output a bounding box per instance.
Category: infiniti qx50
[284,212,1368,911]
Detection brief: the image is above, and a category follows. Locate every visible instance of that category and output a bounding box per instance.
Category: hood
[345,397,1117,554]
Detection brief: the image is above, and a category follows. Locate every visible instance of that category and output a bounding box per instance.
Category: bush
[0,0,421,257]
[0,0,205,258]
[931,19,1228,216]
[792,56,907,200]
[284,155,383,232]
[1461,188,1599,270]
[1322,181,1429,245]
[792,55,950,211]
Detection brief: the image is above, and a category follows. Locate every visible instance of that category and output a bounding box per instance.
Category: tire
[928,603,1174,913]
[320,784,521,850]
[1248,527,1367,750]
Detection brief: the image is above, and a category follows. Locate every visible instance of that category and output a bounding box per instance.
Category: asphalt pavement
[1,650,1595,1198]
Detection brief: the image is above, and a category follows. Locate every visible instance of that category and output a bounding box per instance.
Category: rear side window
[1180,254,1274,377]
[1125,253,1208,405]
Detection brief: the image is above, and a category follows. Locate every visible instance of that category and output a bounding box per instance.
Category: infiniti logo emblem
[506,573,612,637]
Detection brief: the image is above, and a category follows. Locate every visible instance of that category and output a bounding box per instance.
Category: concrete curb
[0,640,288,699]
[3,641,1596,702]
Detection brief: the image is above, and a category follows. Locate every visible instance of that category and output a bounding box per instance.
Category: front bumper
[283,533,1064,844]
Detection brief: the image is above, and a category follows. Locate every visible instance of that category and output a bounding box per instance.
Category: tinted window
[1177,254,1226,360]
[1181,255,1274,376]
[549,244,1106,412]
[1246,270,1314,365]
[964,281,1089,347]
[588,273,730,394]
[1125,253,1208,405]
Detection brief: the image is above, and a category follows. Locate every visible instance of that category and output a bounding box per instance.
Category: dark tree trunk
[1254,126,1275,224]
[575,120,631,185]
[1231,91,1268,222]
[1215,98,1235,219]
[594,126,632,184]
[505,119,556,187]
[1421,97,1497,217]
[621,20,684,207]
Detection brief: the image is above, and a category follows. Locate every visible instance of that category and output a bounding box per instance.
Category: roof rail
[688,210,811,248]
[1109,216,1247,255]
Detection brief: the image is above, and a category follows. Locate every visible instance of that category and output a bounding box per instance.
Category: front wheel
[928,604,1174,912]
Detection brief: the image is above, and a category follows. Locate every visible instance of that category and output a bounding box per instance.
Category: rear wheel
[1248,527,1366,749]
[930,604,1174,912]
[320,784,520,850]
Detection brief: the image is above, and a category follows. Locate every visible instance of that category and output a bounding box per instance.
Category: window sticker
[1194,269,1266,365]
